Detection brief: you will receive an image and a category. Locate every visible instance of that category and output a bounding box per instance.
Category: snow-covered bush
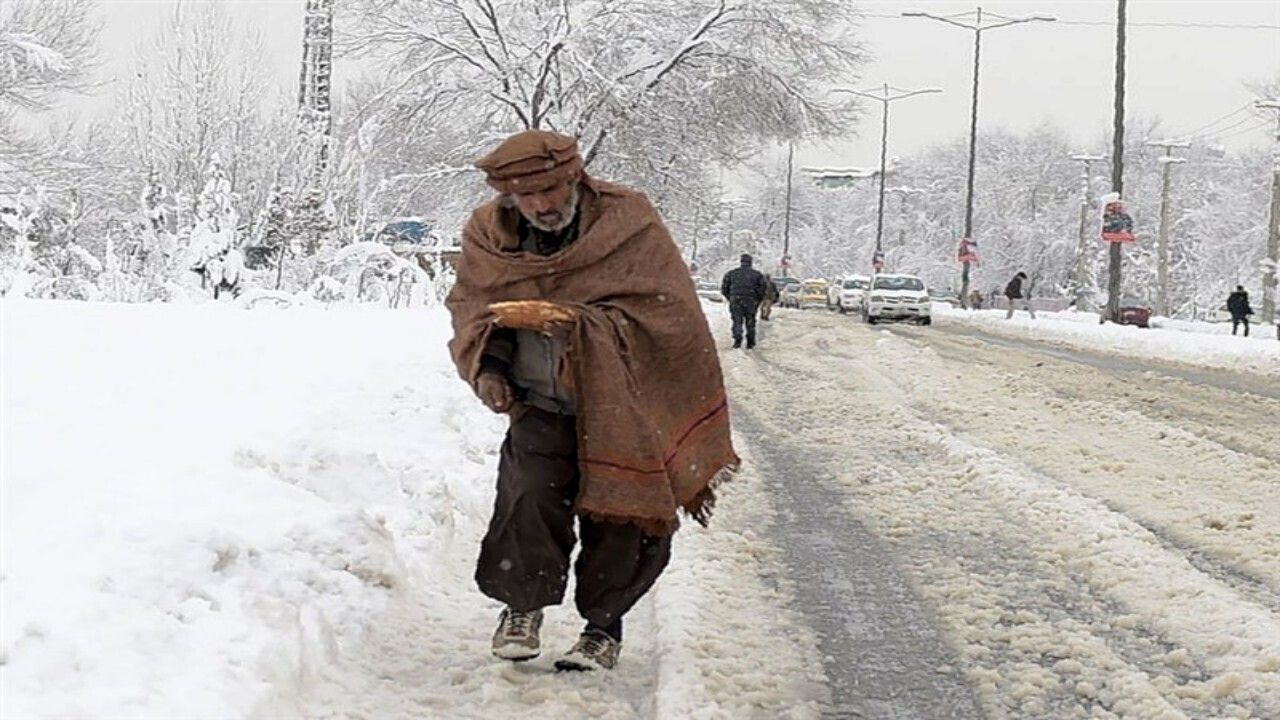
[326,241,431,308]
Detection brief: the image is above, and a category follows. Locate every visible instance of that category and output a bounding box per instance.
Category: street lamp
[833,84,940,271]
[903,7,1055,307]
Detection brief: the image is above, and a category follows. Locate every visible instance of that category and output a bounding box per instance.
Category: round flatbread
[489,300,578,330]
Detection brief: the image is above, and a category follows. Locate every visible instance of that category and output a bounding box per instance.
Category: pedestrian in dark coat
[1227,285,1253,337]
[720,254,768,348]
[1004,271,1036,319]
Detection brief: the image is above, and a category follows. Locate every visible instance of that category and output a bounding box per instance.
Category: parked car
[363,218,435,251]
[864,273,931,325]
[694,279,724,303]
[1117,298,1151,328]
[927,288,960,306]
[779,281,803,308]
[772,276,800,293]
[1207,304,1234,323]
[798,279,829,309]
[828,275,871,314]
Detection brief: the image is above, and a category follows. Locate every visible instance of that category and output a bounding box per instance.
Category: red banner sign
[957,237,979,263]
[1101,197,1136,243]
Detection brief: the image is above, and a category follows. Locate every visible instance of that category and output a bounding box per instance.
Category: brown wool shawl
[447,176,739,535]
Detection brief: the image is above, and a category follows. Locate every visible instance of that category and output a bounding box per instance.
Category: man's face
[513,178,579,232]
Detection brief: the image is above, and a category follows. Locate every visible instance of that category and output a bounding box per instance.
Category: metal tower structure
[297,0,334,188]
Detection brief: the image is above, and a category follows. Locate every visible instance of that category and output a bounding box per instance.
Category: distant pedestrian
[759,274,780,321]
[1004,272,1036,319]
[1227,285,1253,337]
[720,254,768,348]
[969,290,984,310]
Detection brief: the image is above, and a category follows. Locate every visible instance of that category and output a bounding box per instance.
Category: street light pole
[879,90,892,254]
[1070,154,1107,310]
[903,7,1055,308]
[833,84,940,269]
[783,141,794,272]
[1145,139,1190,318]
[1257,99,1280,326]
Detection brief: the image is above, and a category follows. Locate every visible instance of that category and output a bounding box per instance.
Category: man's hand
[477,370,514,413]
[543,319,575,342]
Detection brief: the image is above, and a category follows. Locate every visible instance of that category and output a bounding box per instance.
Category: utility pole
[1258,99,1280,326]
[1105,0,1128,324]
[903,7,1055,309]
[1146,139,1190,317]
[783,141,794,266]
[833,83,940,271]
[1070,154,1107,310]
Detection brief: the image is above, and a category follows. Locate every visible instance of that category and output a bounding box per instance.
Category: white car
[694,279,724,303]
[1207,304,1234,323]
[827,275,871,314]
[864,273,932,325]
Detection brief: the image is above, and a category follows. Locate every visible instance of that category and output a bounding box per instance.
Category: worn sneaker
[555,630,621,671]
[491,608,543,661]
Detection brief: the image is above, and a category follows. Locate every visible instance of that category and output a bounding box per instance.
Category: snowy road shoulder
[933,305,1280,379]
[1,301,495,718]
[2,299,827,719]
[295,433,829,720]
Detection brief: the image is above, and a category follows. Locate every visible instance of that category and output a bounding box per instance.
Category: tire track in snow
[891,324,1280,464]
[722,338,987,718]
[730,336,1192,717]
[919,320,1280,399]
[731,405,983,719]
[728,310,1280,717]
[878,323,1280,602]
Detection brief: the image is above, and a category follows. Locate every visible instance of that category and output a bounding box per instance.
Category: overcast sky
[67,0,1280,170]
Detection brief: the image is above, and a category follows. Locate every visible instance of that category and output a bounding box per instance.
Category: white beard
[524,185,580,233]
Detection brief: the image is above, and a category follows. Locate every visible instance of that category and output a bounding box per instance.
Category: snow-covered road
[302,307,1279,719]
[6,301,1278,719]
[721,308,1280,719]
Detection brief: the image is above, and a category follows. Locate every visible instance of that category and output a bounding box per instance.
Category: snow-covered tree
[1,0,101,217]
[186,154,244,299]
[0,190,42,296]
[117,2,279,221]
[335,0,863,239]
[699,117,1273,320]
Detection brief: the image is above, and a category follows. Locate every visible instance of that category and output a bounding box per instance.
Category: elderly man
[446,130,738,672]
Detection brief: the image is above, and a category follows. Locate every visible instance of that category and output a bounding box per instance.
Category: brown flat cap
[475,129,583,194]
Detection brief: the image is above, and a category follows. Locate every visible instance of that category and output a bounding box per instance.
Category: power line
[1211,119,1273,142]
[1170,103,1255,139]
[861,13,1280,30]
[1181,113,1267,140]
[1172,115,1271,143]
[1054,20,1280,30]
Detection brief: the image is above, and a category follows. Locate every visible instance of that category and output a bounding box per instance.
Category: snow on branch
[0,0,98,111]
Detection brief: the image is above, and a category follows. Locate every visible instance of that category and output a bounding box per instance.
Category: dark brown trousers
[475,407,672,630]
